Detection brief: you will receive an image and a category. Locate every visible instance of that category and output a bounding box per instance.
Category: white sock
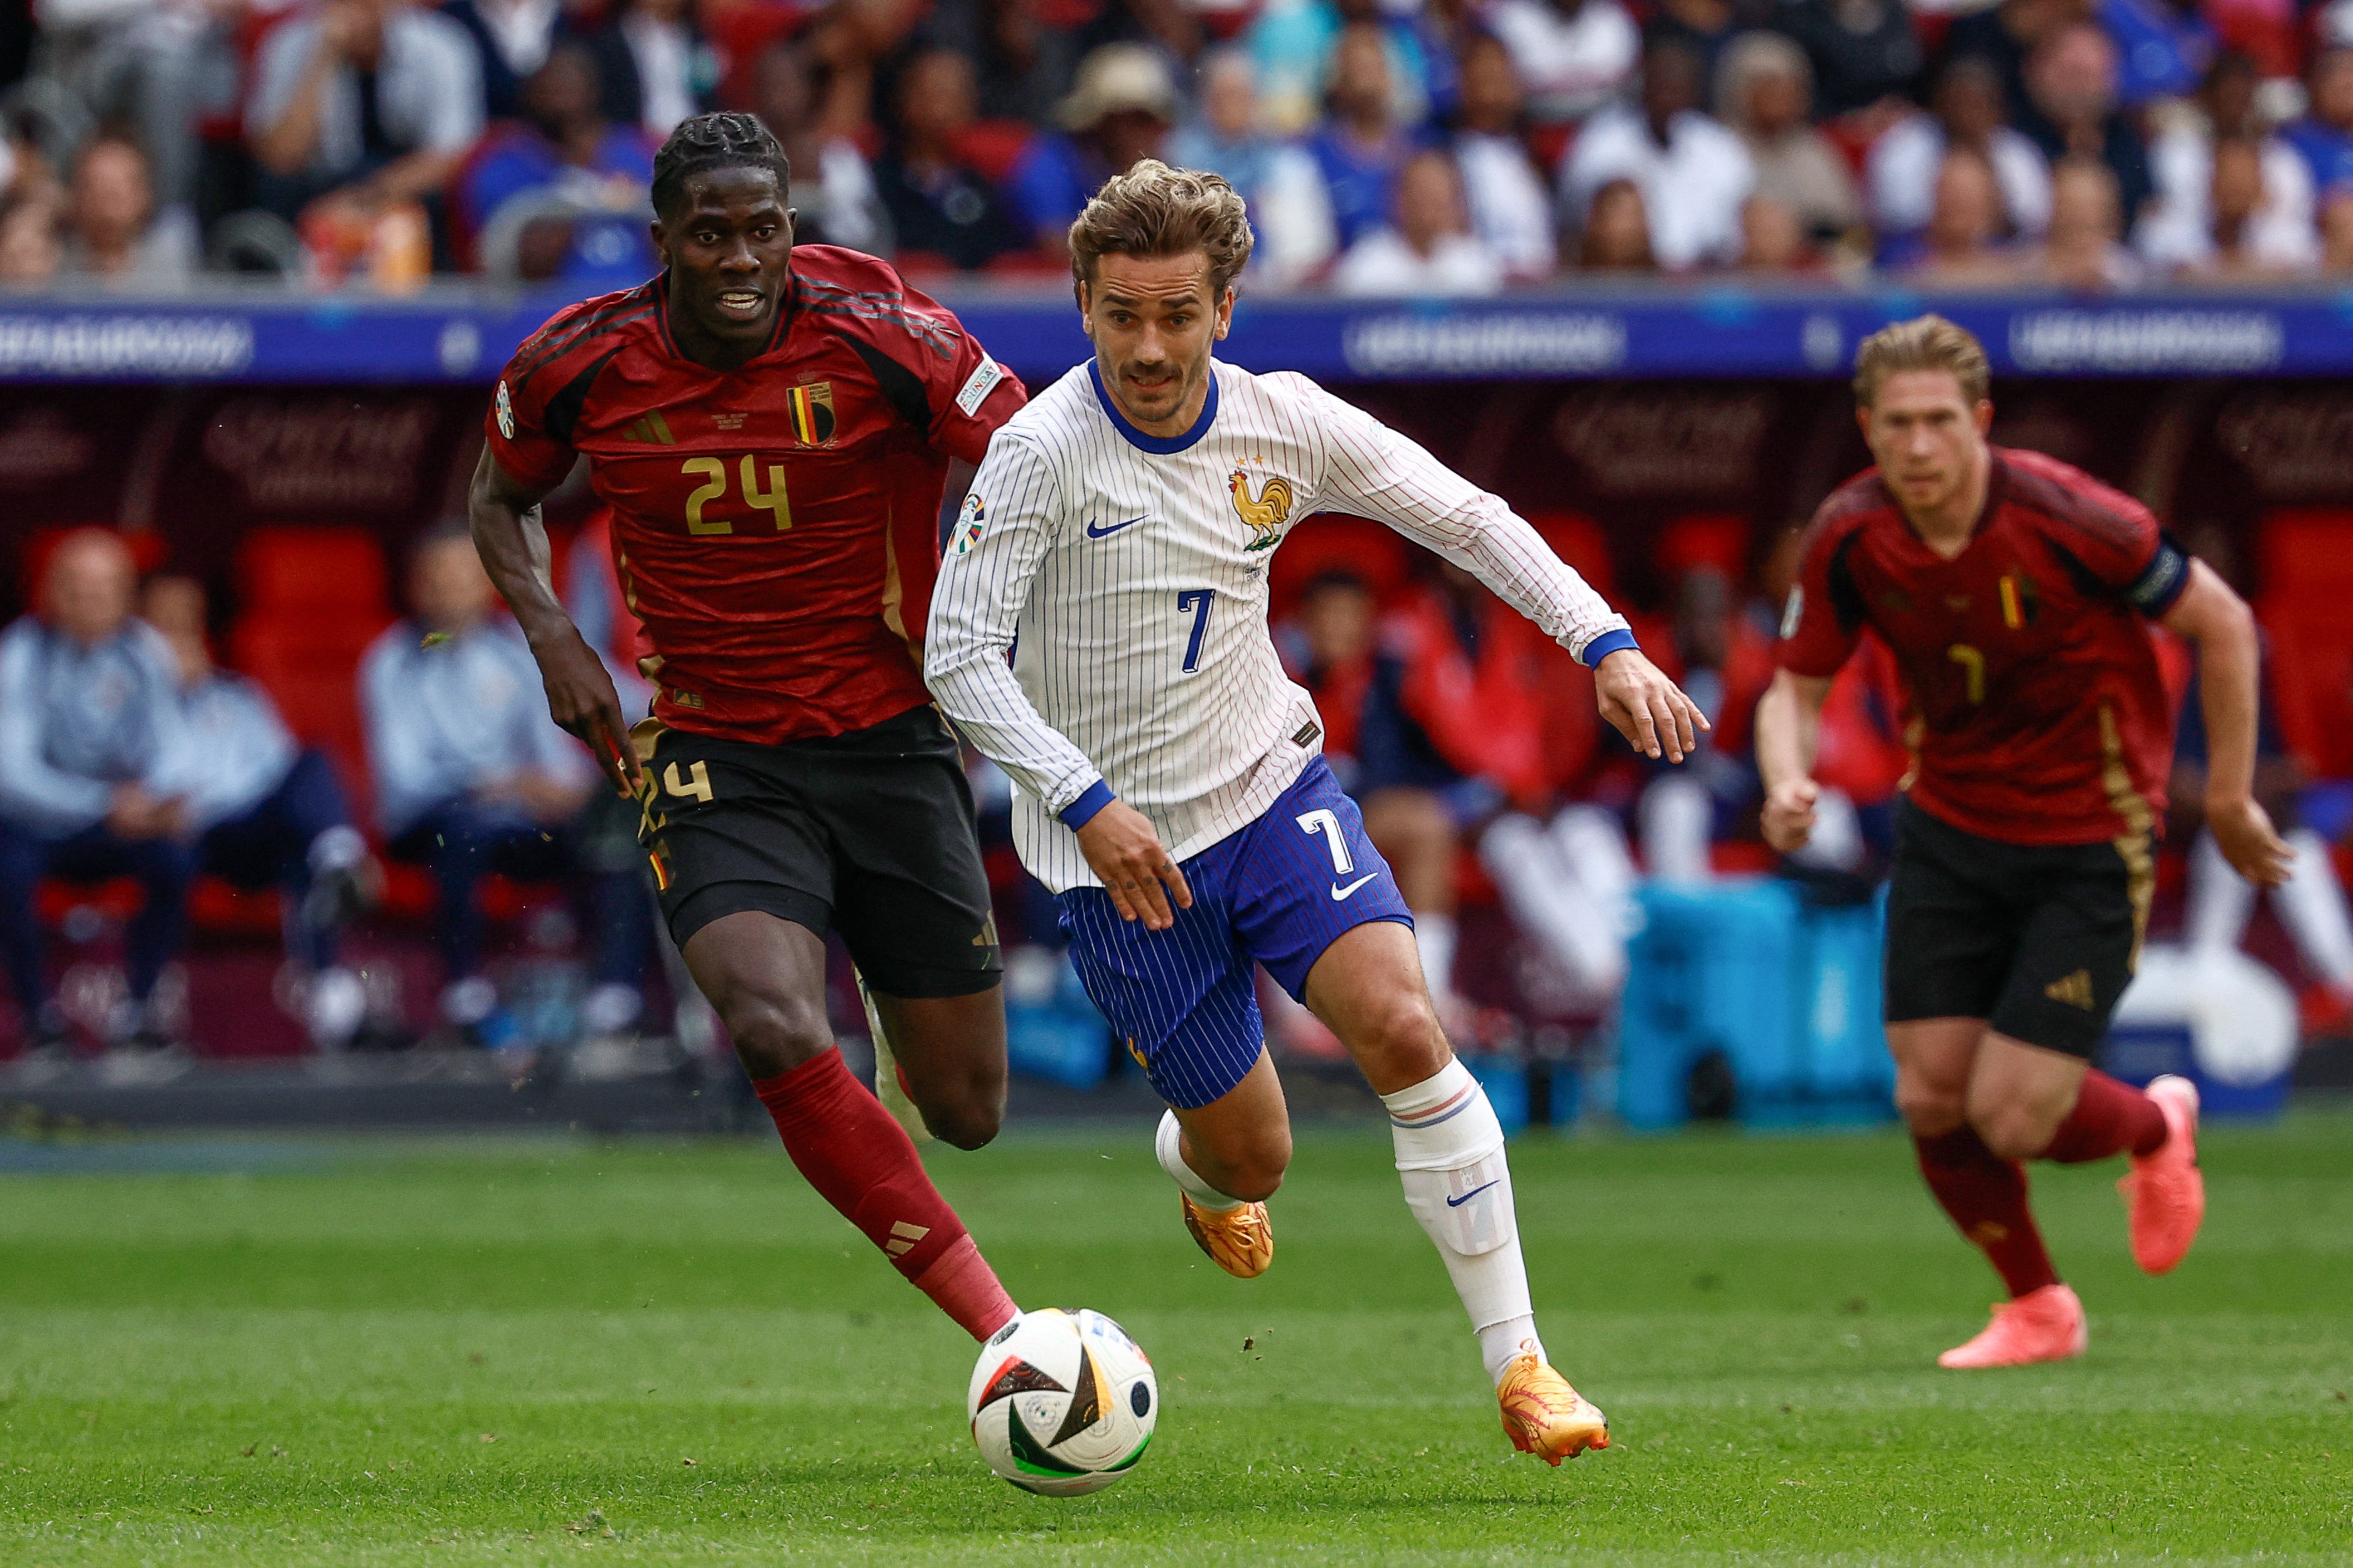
[1155,1109,1240,1210]
[1414,912,1459,1000]
[1380,1058,1541,1386]
[2278,826,2353,989]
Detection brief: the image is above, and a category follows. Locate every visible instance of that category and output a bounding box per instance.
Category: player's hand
[1594,648,1710,764]
[530,629,641,798]
[2208,792,2291,888]
[1762,777,1820,853]
[1076,800,1193,931]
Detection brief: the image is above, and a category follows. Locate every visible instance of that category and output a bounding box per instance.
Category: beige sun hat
[1057,43,1180,131]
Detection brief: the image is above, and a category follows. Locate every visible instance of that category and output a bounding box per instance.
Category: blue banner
[1,285,2350,385]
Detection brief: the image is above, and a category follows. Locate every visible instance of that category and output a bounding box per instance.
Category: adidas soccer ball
[968,1308,1157,1495]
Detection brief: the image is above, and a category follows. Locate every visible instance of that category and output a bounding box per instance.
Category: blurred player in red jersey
[1755,316,2291,1369]
[466,113,1027,1344]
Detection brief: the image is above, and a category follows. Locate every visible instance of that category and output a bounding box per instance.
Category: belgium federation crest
[786,380,836,445]
[1229,468,1294,552]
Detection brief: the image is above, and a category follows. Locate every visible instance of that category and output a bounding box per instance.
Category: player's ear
[1213,284,1235,341]
[1074,279,1094,338]
[649,217,668,265]
[1972,399,1994,435]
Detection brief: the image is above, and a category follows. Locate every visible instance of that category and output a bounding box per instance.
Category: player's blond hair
[1852,314,1991,410]
[1068,159,1255,301]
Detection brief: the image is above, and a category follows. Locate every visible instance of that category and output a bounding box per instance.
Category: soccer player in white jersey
[926,162,1707,1464]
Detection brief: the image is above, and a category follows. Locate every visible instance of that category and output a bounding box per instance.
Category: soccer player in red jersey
[466,113,1027,1345]
[1756,316,2291,1368]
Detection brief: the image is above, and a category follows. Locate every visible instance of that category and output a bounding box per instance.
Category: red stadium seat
[1658,513,1752,584]
[954,120,1039,186]
[1523,511,1614,599]
[1268,515,1412,621]
[228,528,395,821]
[2256,509,2353,777]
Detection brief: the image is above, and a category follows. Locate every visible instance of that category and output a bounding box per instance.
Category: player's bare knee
[1896,1078,1966,1135]
[721,989,833,1081]
[919,1085,1004,1151]
[1347,989,1450,1087]
[1970,1101,2052,1162]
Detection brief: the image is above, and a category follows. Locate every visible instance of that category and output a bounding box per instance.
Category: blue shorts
[1056,757,1414,1109]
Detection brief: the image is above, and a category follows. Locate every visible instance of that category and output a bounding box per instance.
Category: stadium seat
[1268,515,1412,619]
[1657,513,1752,584]
[1523,511,1614,599]
[227,528,395,821]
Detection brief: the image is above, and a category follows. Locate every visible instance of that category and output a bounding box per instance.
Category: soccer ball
[967,1308,1157,1495]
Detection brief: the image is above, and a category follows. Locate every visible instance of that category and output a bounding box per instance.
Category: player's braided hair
[651,112,791,219]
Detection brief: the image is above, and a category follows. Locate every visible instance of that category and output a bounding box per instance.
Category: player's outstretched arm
[1755,669,1834,853]
[2163,559,2291,887]
[466,446,640,797]
[1592,648,1709,764]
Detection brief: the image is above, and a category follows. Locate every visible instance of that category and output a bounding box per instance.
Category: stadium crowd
[2,0,2353,290]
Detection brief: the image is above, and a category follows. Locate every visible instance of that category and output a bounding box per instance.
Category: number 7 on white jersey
[1295,809,1354,875]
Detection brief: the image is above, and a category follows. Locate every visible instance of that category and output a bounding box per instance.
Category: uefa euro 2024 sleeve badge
[495,380,515,440]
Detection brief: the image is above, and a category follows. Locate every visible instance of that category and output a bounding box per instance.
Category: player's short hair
[651,112,791,220]
[1068,159,1254,301]
[1852,314,1991,410]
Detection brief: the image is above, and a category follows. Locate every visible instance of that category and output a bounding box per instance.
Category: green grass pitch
[3,1109,2349,1565]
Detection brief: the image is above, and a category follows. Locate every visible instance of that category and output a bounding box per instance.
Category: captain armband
[2123,535,2191,617]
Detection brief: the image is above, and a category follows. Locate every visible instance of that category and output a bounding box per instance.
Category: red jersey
[1777,447,2191,846]
[486,246,1027,744]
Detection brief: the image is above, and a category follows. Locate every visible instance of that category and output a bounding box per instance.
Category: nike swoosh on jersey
[1085,516,1147,538]
[1329,872,1379,901]
[1445,1179,1501,1208]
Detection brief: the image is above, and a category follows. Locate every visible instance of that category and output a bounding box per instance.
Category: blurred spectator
[580,0,714,137]
[360,526,643,1051]
[1902,146,2020,281]
[1576,174,1654,267]
[1448,31,1555,280]
[1739,191,1809,269]
[2024,154,2143,287]
[58,136,191,286]
[2325,191,2353,273]
[30,0,229,215]
[1307,23,1424,252]
[1765,0,1924,117]
[874,48,1027,270]
[0,530,198,1055]
[439,0,560,120]
[1169,47,1337,287]
[1278,570,1376,793]
[1867,55,2054,242]
[1632,562,1771,885]
[1333,146,1503,293]
[2280,46,2353,200]
[247,0,487,229]
[1943,0,2080,124]
[2099,0,2211,106]
[1559,35,1754,269]
[2137,50,2315,275]
[454,41,658,284]
[142,577,377,1052]
[1481,0,1640,126]
[0,187,60,287]
[1008,42,1176,253]
[748,39,889,256]
[1245,0,1445,136]
[2016,20,2153,233]
[1649,0,1740,78]
[912,0,1082,127]
[1716,30,1858,247]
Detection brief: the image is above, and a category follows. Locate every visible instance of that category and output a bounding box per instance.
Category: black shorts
[634,705,1001,999]
[1884,799,2152,1060]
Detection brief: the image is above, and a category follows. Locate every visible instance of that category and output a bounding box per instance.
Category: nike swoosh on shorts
[1086,516,1147,538]
[1329,873,1378,901]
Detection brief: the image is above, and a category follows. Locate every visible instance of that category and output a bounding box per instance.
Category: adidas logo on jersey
[622,411,675,444]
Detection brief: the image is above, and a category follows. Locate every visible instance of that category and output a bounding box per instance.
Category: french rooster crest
[1229,469,1294,551]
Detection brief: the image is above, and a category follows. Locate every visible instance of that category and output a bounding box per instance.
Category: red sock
[1914,1126,2059,1299]
[2039,1070,2168,1163]
[754,1049,1018,1341]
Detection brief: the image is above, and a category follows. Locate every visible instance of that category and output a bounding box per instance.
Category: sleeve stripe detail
[542,346,628,448]
[511,294,656,393]
[1058,779,1115,829]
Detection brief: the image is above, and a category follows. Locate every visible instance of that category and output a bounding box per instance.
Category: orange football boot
[1180,1192,1273,1278]
[2120,1074,2204,1276]
[1497,1344,1611,1463]
[1938,1282,2088,1368]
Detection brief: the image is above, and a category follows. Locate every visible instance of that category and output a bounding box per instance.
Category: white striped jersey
[924,356,1634,893]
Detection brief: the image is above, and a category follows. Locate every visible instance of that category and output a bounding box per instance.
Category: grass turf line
[0,1112,2347,1565]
